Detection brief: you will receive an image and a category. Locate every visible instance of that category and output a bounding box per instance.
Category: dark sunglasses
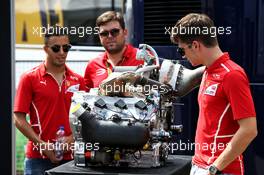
[49,44,72,53]
[177,47,185,57]
[99,28,120,38]
[177,44,192,57]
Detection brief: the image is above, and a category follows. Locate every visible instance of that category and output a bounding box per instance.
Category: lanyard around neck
[106,61,112,76]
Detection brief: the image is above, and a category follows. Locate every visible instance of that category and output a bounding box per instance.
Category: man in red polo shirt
[84,11,144,90]
[171,13,257,175]
[13,26,86,175]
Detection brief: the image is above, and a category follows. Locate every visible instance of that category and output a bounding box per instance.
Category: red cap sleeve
[14,73,33,113]
[223,70,256,120]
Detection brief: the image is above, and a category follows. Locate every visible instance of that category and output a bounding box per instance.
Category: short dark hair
[170,13,218,47]
[44,25,69,45]
[96,11,125,29]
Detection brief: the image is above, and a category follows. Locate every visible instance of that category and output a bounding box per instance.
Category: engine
[69,44,204,168]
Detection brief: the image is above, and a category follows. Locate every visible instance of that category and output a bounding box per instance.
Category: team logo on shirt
[96,68,106,76]
[212,73,220,79]
[70,76,79,81]
[40,80,47,85]
[204,83,219,96]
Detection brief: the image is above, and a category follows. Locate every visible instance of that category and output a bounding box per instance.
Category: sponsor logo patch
[96,68,106,76]
[66,84,80,93]
[204,83,218,96]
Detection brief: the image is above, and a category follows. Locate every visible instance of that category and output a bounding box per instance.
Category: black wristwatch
[208,164,222,175]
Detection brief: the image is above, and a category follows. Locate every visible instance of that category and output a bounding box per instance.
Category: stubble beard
[104,41,125,54]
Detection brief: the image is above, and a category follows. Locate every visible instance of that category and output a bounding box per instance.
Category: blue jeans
[190,163,233,175]
[24,158,70,175]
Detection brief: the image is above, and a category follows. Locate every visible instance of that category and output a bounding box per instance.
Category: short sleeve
[223,70,256,120]
[84,62,94,92]
[78,76,87,91]
[14,73,33,113]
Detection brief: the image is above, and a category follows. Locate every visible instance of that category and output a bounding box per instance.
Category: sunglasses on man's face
[177,47,185,57]
[99,28,121,38]
[177,44,192,57]
[49,44,72,53]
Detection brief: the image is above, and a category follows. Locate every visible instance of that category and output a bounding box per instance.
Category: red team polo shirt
[193,53,256,175]
[84,44,144,90]
[14,63,86,160]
